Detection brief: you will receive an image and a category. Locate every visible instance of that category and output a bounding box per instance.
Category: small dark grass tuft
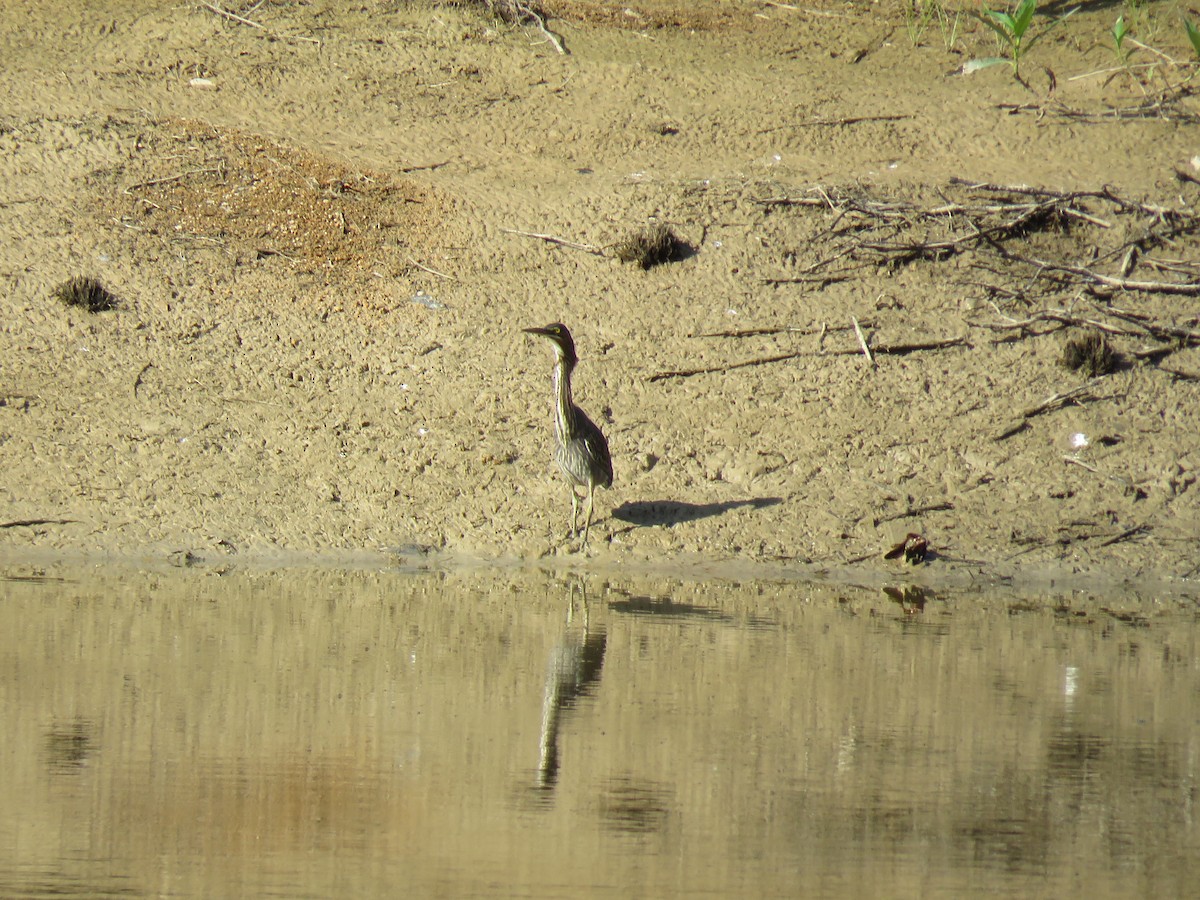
[614,224,687,269]
[54,276,120,313]
[1061,329,1119,377]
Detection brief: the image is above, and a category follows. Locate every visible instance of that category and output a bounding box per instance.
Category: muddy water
[1,566,1197,898]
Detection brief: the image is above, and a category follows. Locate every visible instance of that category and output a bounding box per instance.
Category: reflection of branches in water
[607,594,732,623]
[598,776,673,835]
[606,587,777,630]
[882,584,935,614]
[43,718,96,773]
[536,587,607,792]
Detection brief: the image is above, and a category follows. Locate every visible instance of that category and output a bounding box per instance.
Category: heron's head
[523,323,578,366]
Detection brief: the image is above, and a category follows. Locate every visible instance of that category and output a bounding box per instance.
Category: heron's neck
[552,359,577,441]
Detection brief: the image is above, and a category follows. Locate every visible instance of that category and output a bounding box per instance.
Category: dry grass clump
[1061,329,1119,376]
[54,276,120,313]
[614,224,685,269]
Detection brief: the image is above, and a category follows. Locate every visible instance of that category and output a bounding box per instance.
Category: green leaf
[1186,18,1200,60]
[1011,0,1038,37]
[984,10,1017,35]
[1112,15,1127,49]
[963,57,1011,74]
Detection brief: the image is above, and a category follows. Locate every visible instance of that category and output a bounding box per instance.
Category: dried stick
[517,3,566,54]
[873,502,955,526]
[693,325,850,339]
[649,351,805,382]
[1021,380,1106,418]
[532,15,566,55]
[198,1,321,44]
[1096,523,1151,547]
[994,378,1108,441]
[123,167,226,193]
[761,115,913,131]
[1063,455,1139,493]
[649,337,964,381]
[501,227,603,255]
[852,317,874,366]
[869,337,966,355]
[133,362,154,398]
[200,1,263,29]
[1003,250,1200,295]
[399,160,450,173]
[0,518,77,528]
[972,308,1150,339]
[407,257,455,280]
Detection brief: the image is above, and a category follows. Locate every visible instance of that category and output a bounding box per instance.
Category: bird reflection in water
[536,583,608,793]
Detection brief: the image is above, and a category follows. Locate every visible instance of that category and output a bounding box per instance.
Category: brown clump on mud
[1061,330,1120,377]
[613,223,686,268]
[54,276,120,313]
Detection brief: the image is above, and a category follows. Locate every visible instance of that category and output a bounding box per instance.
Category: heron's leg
[581,483,596,548]
[568,487,580,537]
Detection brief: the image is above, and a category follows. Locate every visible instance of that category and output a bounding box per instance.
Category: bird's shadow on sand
[611,497,782,529]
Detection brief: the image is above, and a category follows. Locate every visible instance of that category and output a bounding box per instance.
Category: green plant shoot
[966,0,1079,75]
[1112,15,1131,65]
[1186,18,1200,60]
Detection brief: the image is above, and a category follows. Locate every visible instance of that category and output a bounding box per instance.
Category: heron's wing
[577,411,614,488]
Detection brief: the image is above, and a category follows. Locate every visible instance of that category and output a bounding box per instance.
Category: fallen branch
[407,257,455,280]
[200,1,262,29]
[399,160,451,173]
[1063,455,1143,496]
[197,1,321,44]
[123,167,226,194]
[501,227,603,255]
[519,3,567,54]
[1096,523,1151,547]
[1001,250,1200,296]
[649,337,965,381]
[649,351,805,382]
[868,336,968,355]
[972,307,1150,339]
[692,324,844,338]
[761,114,913,131]
[763,273,852,286]
[0,518,77,529]
[873,502,955,527]
[993,378,1110,441]
[973,305,1200,365]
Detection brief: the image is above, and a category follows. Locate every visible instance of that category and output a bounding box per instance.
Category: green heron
[523,323,613,547]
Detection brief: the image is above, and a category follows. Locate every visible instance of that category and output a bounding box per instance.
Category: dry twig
[200,1,263,29]
[873,502,955,527]
[993,378,1109,441]
[500,227,603,255]
[851,316,874,366]
[649,336,965,381]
